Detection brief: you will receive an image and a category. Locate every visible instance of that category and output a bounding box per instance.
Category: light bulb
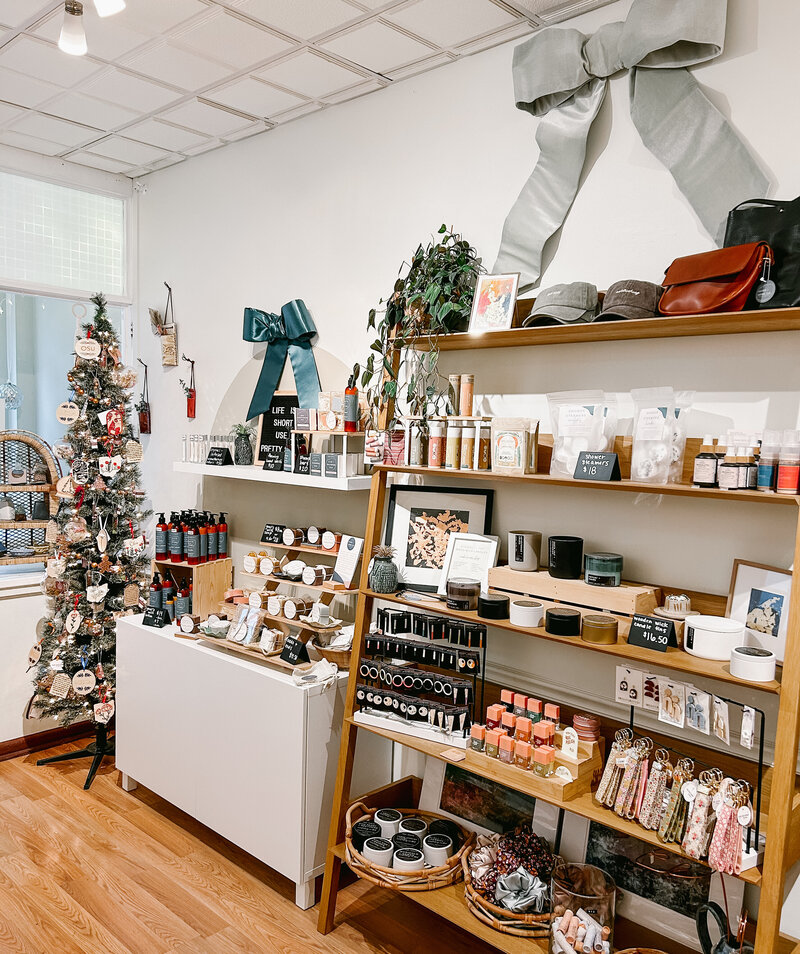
[59,1,87,56]
[93,0,125,15]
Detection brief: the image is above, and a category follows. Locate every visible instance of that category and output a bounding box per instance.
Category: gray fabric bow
[494,0,769,290]
[494,866,548,913]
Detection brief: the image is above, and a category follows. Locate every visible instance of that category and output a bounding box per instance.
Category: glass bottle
[498,735,515,764]
[692,434,717,488]
[514,740,532,771]
[485,729,501,759]
[470,725,486,753]
[515,717,532,744]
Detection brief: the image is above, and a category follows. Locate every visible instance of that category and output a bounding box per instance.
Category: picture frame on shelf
[726,559,792,663]
[436,531,499,597]
[468,273,520,333]
[419,758,535,837]
[385,485,494,592]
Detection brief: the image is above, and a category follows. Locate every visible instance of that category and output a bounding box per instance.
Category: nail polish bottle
[470,725,486,753]
[514,740,532,771]
[485,729,501,759]
[498,735,515,765]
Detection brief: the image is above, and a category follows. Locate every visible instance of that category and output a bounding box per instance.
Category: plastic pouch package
[547,390,606,478]
[631,387,675,484]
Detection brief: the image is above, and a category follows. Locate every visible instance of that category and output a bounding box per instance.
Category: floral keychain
[709,779,748,875]
[596,728,632,807]
[658,758,694,843]
[639,747,673,830]
[683,769,721,859]
[615,737,652,819]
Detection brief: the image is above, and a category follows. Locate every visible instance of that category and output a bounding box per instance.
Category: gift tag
[122,535,145,558]
[72,669,96,696]
[124,439,143,462]
[712,790,724,813]
[27,642,42,668]
[738,804,753,827]
[98,455,124,478]
[123,583,140,607]
[754,280,776,304]
[71,458,90,484]
[50,672,71,698]
[65,609,82,635]
[682,779,699,803]
[94,698,115,724]
[45,519,59,543]
[561,726,580,760]
[56,475,75,499]
[56,401,80,425]
[75,338,101,360]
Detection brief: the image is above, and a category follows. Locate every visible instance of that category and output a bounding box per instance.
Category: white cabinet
[115,616,388,907]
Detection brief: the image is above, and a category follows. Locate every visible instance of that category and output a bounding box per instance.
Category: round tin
[478,594,510,619]
[580,613,619,645]
[351,819,381,852]
[584,551,623,587]
[545,607,582,636]
[446,577,480,611]
[730,645,777,683]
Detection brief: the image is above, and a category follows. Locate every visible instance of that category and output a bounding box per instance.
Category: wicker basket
[616,949,668,953]
[311,638,351,669]
[461,845,552,938]
[345,801,474,892]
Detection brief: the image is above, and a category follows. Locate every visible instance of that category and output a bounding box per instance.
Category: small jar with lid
[514,740,532,771]
[498,734,515,764]
[445,420,462,470]
[584,552,623,587]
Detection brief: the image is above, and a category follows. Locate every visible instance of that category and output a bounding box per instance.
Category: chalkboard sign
[143,606,170,628]
[261,523,286,544]
[294,454,311,476]
[573,451,621,481]
[206,445,233,466]
[280,635,310,665]
[257,393,299,464]
[627,613,677,652]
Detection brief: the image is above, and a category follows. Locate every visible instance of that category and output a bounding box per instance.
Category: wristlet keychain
[683,769,721,860]
[614,737,652,819]
[709,779,748,875]
[596,729,632,808]
[658,758,694,844]
[639,747,673,830]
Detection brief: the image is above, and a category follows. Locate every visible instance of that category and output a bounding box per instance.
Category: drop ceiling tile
[34,7,152,60]
[161,98,255,136]
[320,21,434,73]
[173,10,293,69]
[8,112,99,147]
[0,129,63,155]
[221,122,267,142]
[320,79,383,104]
[269,101,322,124]
[256,50,366,98]
[124,42,232,91]
[538,0,614,22]
[0,101,21,124]
[114,0,209,35]
[204,76,304,117]
[82,69,182,112]
[230,0,364,40]
[123,118,209,152]
[0,37,103,88]
[0,67,62,107]
[148,154,186,171]
[66,150,133,173]
[183,139,222,156]
[89,135,172,165]
[385,51,453,81]
[0,0,52,29]
[454,18,534,53]
[45,91,140,129]
[349,0,406,8]
[387,0,517,47]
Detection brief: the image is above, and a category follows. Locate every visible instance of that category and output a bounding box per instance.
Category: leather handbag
[724,197,800,308]
[659,242,772,317]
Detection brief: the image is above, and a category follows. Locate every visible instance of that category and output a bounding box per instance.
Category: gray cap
[599,279,664,321]
[522,282,598,326]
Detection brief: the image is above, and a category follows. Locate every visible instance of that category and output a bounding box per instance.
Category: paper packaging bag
[161,323,178,367]
[317,392,340,431]
[491,418,539,475]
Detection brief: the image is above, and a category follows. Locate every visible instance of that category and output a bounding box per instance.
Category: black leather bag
[724,197,800,308]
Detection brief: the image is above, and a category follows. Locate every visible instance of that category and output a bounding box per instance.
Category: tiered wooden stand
[153,556,232,620]
[317,307,800,953]
[0,430,59,566]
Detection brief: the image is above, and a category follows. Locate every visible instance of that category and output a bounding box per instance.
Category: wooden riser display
[154,557,232,620]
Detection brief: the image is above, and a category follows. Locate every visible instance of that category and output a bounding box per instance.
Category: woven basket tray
[461,845,552,938]
[311,638,351,670]
[345,801,474,892]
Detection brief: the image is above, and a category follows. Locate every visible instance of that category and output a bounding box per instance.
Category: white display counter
[115,615,389,908]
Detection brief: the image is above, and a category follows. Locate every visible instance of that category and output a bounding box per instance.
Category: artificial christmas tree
[31,293,151,789]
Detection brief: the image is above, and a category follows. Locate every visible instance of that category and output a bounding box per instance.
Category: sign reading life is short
[573,451,621,481]
[280,635,310,666]
[627,614,678,652]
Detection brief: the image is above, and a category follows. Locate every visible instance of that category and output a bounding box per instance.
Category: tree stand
[37,724,115,790]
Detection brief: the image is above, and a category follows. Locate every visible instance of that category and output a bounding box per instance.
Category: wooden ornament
[56,475,75,499]
[75,338,101,360]
[98,455,124,478]
[27,643,42,668]
[98,554,112,574]
[94,699,114,724]
[86,583,108,605]
[65,609,82,635]
[56,401,80,425]
[124,439,143,462]
[96,527,109,553]
[121,535,145,558]
[45,519,59,543]
[49,673,71,699]
[72,669,96,696]
[71,458,90,483]
[123,583,140,607]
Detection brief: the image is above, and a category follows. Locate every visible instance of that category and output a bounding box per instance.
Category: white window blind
[0,170,125,295]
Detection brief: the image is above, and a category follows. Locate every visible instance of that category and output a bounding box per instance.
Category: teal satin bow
[243,299,321,420]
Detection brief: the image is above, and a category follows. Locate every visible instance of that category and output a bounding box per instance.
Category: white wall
[137,0,800,935]
[0,574,46,742]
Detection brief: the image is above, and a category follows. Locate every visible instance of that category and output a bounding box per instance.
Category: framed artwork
[726,559,792,663]
[468,273,520,333]
[419,759,535,837]
[437,532,499,597]
[385,485,494,592]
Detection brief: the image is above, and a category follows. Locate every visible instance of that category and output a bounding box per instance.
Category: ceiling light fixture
[93,0,126,16]
[58,1,87,56]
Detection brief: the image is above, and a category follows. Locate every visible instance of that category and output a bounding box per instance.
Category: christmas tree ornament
[56,401,80,425]
[96,519,109,554]
[98,407,124,436]
[45,518,59,543]
[95,660,104,680]
[108,346,121,366]
[98,455,123,477]
[121,534,145,558]
[86,583,108,606]
[75,337,101,360]
[72,650,96,696]
[49,673,71,699]
[46,555,66,579]
[94,697,114,724]
[64,515,90,543]
[0,380,22,411]
[54,440,75,460]
[56,474,75,499]
[110,365,137,389]
[27,641,42,669]
[124,439,143,462]
[92,475,107,492]
[65,601,82,635]
[98,553,112,574]
[71,458,90,483]
[123,583,140,607]
[36,618,53,640]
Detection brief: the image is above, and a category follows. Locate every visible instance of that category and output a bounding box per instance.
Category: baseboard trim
[0,722,93,762]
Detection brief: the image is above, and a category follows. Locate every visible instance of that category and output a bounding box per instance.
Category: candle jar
[548,535,584,579]
[584,551,623,587]
[550,863,616,954]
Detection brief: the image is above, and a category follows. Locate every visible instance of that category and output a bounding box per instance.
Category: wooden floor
[0,742,501,954]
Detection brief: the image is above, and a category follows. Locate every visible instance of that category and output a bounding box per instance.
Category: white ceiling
[0,0,614,178]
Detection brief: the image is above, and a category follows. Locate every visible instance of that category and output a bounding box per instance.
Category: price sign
[573,451,621,481]
[206,445,233,466]
[261,523,286,544]
[627,613,677,653]
[261,448,284,472]
[294,455,311,476]
[280,635,310,666]
[143,606,170,628]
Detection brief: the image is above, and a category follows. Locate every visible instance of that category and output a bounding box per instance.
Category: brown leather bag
[659,242,772,316]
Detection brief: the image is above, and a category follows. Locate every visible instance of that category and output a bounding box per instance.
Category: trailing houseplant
[358,225,482,431]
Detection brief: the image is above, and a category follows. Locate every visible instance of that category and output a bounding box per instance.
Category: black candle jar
[548,535,584,579]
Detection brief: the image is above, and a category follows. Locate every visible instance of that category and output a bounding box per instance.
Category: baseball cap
[522,282,598,326]
[598,280,664,321]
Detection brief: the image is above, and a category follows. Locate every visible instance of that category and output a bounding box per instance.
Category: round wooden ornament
[56,401,80,425]
[72,669,96,695]
[56,475,75,499]
[65,609,82,635]
[75,338,102,360]
[27,643,42,667]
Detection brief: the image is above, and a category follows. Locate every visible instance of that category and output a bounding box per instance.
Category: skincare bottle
[498,734,515,764]
[478,422,491,470]
[155,513,168,560]
[460,423,476,470]
[198,515,208,563]
[428,419,445,468]
[218,512,228,558]
[206,513,218,560]
[514,740,532,771]
[745,444,758,490]
[445,420,462,470]
[692,435,717,488]
[777,431,800,495]
[485,729,501,759]
[470,724,486,753]
[715,435,727,483]
[717,446,739,491]
[757,431,781,492]
[148,572,162,609]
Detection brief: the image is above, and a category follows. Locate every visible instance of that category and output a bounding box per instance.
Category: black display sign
[206,445,233,466]
[143,606,170,628]
[294,454,311,476]
[257,393,300,464]
[280,635,310,665]
[627,613,677,653]
[262,448,284,472]
[573,451,621,482]
[261,523,286,544]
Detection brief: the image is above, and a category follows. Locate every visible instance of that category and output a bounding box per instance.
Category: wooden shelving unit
[318,309,800,952]
[153,557,232,620]
[173,460,372,491]
[0,430,60,567]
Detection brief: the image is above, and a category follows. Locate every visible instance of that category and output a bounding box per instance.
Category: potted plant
[358,225,482,432]
[368,544,399,594]
[230,422,257,465]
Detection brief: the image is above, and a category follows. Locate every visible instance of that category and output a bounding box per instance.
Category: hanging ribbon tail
[243,300,320,420]
[493,0,769,287]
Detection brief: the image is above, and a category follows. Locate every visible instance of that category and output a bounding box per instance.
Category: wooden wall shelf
[173,460,371,492]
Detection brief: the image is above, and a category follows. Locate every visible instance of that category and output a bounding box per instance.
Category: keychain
[658,758,694,844]
[615,737,652,819]
[683,769,721,860]
[596,728,632,807]
[639,747,673,830]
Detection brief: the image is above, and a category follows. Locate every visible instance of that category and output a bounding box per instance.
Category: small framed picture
[726,559,792,664]
[437,532,499,597]
[468,273,520,333]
